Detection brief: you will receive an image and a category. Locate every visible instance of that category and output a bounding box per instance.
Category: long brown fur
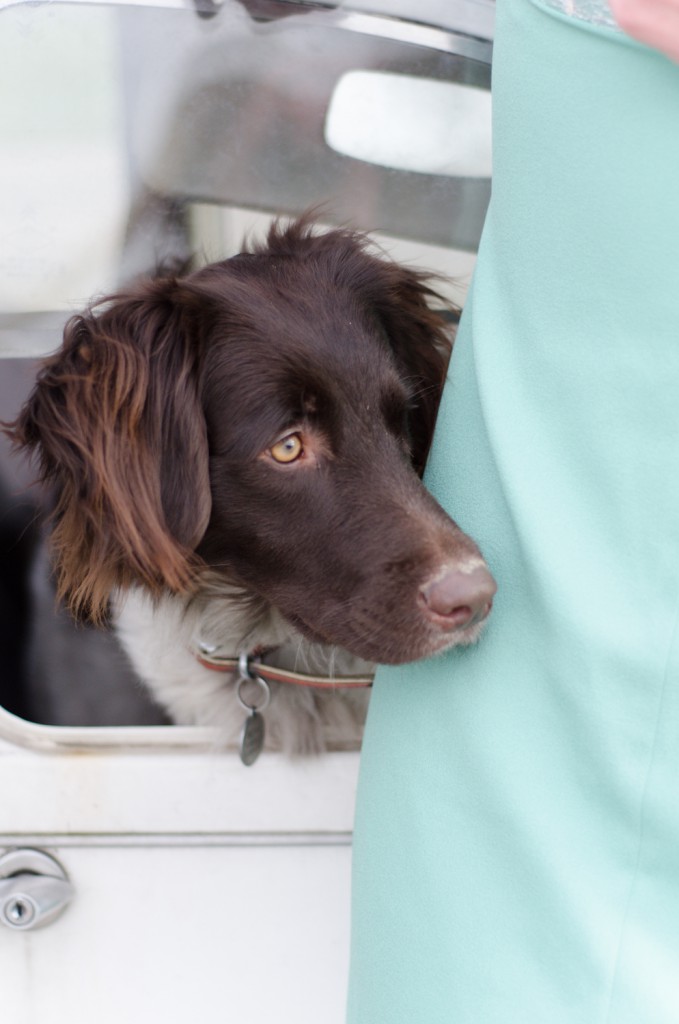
[10,281,211,621]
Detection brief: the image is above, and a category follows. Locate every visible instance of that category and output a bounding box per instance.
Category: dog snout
[419,563,497,631]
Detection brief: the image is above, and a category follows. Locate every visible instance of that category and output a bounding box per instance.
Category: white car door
[0,2,492,1019]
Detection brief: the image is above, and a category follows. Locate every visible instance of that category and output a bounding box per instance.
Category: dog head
[10,219,495,664]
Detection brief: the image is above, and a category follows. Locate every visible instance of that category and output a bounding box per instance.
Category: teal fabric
[347,1,679,1021]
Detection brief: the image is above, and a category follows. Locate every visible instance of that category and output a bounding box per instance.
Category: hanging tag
[236,654,271,767]
[240,710,265,766]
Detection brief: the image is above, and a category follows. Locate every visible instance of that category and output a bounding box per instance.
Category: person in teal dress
[347,1,679,1020]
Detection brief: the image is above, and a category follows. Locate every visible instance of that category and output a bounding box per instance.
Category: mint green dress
[347,1,679,1020]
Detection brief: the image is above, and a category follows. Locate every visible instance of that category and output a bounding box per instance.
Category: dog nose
[419,564,497,630]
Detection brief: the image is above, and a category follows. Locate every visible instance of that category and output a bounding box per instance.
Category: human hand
[609,0,679,62]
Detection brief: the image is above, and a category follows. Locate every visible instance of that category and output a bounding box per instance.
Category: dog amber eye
[269,433,304,464]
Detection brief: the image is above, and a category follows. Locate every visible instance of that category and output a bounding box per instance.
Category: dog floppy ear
[352,251,454,476]
[9,278,211,621]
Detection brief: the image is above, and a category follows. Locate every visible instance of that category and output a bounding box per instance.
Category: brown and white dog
[10,219,495,754]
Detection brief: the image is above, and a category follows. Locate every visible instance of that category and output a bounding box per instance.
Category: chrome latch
[0,848,74,931]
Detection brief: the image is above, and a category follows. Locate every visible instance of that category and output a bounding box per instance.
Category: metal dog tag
[240,710,265,766]
[236,653,271,767]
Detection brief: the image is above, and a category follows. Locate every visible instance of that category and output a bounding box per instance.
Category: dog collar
[193,647,374,690]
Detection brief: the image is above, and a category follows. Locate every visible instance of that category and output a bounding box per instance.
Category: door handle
[0,848,74,931]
